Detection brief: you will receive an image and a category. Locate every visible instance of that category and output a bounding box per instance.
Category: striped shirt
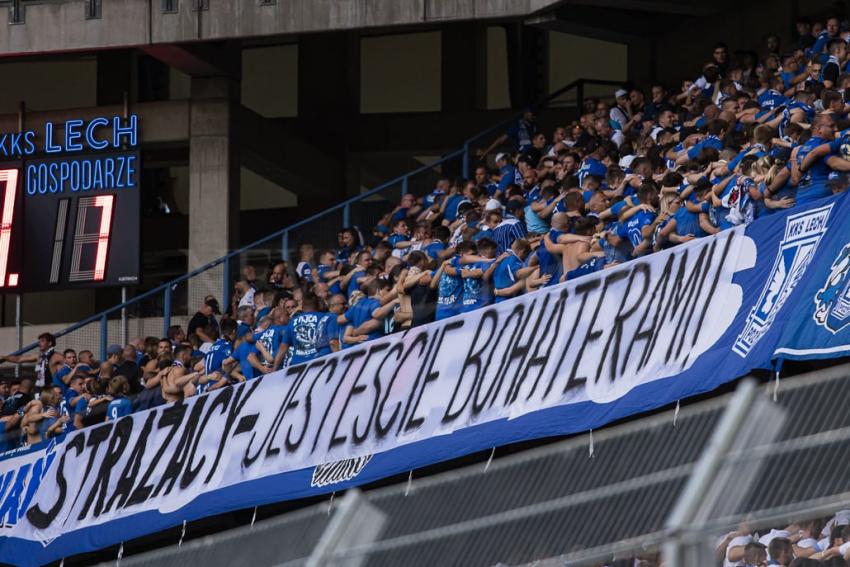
[492,216,528,255]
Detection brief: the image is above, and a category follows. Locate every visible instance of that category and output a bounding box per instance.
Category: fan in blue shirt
[461,239,498,312]
[434,253,465,320]
[797,119,850,204]
[341,279,395,345]
[200,318,238,392]
[106,375,132,421]
[493,239,532,303]
[278,294,334,366]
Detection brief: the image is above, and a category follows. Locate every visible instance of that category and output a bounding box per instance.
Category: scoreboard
[0,115,141,292]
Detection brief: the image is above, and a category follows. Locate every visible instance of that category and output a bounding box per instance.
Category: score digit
[0,169,19,288]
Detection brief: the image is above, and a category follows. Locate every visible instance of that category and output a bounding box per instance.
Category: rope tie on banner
[588,429,594,458]
[116,542,124,567]
[251,506,258,528]
[327,491,335,516]
[59,559,64,567]
[404,470,413,497]
[484,447,496,472]
[673,400,681,427]
[774,370,780,402]
[178,520,186,547]
[773,358,784,402]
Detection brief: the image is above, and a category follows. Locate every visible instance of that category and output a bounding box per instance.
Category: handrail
[10,78,624,359]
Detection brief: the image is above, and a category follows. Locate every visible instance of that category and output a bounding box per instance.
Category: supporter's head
[69,375,85,395]
[78,350,95,366]
[328,293,347,315]
[522,169,538,190]
[313,281,329,302]
[217,318,236,342]
[767,537,793,565]
[456,240,478,257]
[552,127,567,143]
[105,344,122,364]
[242,264,257,284]
[827,16,841,37]
[236,304,254,326]
[744,542,767,567]
[340,228,359,249]
[474,166,490,186]
[356,250,373,269]
[37,332,56,352]
[0,382,7,398]
[433,225,451,244]
[108,375,130,398]
[796,17,811,37]
[586,191,610,214]
[98,361,114,380]
[823,89,844,114]
[551,212,571,231]
[167,325,185,345]
[712,43,728,65]
[268,261,286,286]
[40,387,59,407]
[298,291,319,312]
[477,238,497,259]
[157,338,172,357]
[573,217,597,237]
[366,278,392,299]
[637,181,660,208]
[62,348,77,367]
[531,132,546,150]
[495,152,511,167]
[583,175,602,191]
[173,345,192,366]
[120,344,135,363]
[298,243,314,262]
[392,219,410,237]
[17,378,33,395]
[593,116,611,139]
[813,113,837,139]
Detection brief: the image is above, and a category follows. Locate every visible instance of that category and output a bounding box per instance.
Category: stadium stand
[8,9,850,567]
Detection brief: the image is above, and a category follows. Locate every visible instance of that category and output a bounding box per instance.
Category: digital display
[0,152,140,292]
[0,115,141,292]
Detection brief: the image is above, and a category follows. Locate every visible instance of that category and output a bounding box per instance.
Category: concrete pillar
[441,23,486,112]
[505,24,548,108]
[297,30,359,201]
[188,76,240,310]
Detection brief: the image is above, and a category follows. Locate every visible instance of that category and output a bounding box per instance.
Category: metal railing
[8,78,624,361]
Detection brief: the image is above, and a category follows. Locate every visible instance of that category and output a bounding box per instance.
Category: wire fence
[86,362,850,567]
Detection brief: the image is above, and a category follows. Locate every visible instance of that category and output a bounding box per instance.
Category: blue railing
[10,78,624,360]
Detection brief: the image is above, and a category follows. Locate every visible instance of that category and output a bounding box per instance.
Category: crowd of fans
[1,13,850,479]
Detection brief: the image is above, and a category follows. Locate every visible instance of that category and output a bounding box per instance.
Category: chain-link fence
[86,363,850,567]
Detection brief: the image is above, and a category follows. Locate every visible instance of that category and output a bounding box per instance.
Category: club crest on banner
[813,242,850,333]
[734,204,834,356]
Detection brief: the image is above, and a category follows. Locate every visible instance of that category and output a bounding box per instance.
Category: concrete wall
[361,31,441,113]
[0,0,561,56]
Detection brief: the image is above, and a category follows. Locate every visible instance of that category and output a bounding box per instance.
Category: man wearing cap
[495,152,517,195]
[610,89,634,132]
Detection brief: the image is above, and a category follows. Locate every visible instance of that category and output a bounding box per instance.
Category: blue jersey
[296,261,314,283]
[254,325,286,362]
[423,189,445,208]
[233,341,258,380]
[236,322,253,341]
[344,298,383,342]
[757,89,787,111]
[536,229,564,286]
[687,135,723,160]
[619,210,656,248]
[674,201,709,238]
[567,256,605,281]
[387,234,409,249]
[347,268,366,298]
[52,365,72,393]
[443,194,467,222]
[498,164,517,193]
[107,397,132,421]
[424,241,446,261]
[796,136,834,204]
[317,263,341,295]
[493,253,525,302]
[436,257,463,320]
[577,157,606,185]
[461,261,492,312]
[282,311,333,365]
[204,338,233,375]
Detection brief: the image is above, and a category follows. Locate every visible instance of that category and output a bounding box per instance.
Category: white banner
[9,226,754,545]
